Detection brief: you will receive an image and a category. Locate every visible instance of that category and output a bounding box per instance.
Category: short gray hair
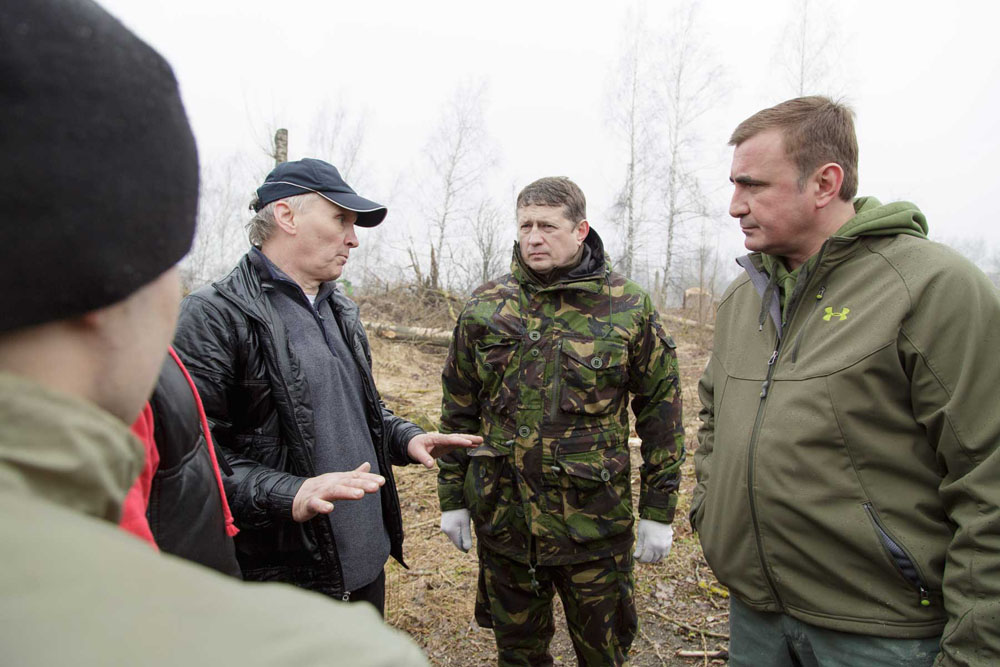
[246,193,318,247]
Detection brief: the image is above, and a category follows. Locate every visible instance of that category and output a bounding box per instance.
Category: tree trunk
[273,128,288,165]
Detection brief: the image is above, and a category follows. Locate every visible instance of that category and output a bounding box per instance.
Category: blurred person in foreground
[437,177,685,665]
[172,157,480,613]
[0,1,426,664]
[692,96,1000,666]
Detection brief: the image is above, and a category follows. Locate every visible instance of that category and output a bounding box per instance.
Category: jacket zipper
[746,332,784,606]
[863,503,932,607]
[745,251,829,608]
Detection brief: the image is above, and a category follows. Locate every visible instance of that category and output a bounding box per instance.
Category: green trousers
[475,548,637,666]
[729,597,940,667]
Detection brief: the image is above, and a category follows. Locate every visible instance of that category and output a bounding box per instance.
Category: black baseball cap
[252,158,387,227]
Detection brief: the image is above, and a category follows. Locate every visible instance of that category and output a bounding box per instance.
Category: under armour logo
[823,307,850,322]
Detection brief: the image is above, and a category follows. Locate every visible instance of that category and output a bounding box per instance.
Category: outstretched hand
[407,432,483,468]
[291,462,385,522]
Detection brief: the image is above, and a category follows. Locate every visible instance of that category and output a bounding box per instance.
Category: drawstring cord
[168,347,239,538]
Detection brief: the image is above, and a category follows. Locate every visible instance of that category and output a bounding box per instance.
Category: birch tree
[653,1,722,306]
[608,9,657,279]
[776,0,846,97]
[415,79,497,292]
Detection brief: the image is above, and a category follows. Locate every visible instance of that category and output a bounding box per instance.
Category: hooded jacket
[173,251,423,596]
[692,198,1000,665]
[0,372,427,666]
[438,229,685,565]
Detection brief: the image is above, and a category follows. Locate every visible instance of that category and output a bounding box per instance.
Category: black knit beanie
[0,0,198,332]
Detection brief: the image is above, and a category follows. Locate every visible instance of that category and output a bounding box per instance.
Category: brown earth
[359,292,728,666]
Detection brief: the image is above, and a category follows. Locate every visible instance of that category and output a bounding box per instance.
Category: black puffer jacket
[147,350,241,577]
[173,252,421,595]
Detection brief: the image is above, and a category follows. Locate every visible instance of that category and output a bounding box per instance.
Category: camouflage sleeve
[437,316,482,512]
[628,297,685,524]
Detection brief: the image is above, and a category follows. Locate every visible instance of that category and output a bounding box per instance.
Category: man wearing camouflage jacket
[437,177,685,666]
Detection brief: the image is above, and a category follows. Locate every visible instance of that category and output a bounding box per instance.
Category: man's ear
[273,200,297,235]
[575,219,590,243]
[813,163,845,209]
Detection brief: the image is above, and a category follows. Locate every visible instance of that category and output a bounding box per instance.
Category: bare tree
[416,79,497,292]
[692,218,722,322]
[180,155,254,292]
[776,0,846,97]
[306,102,369,188]
[653,2,723,306]
[607,9,658,279]
[456,197,509,291]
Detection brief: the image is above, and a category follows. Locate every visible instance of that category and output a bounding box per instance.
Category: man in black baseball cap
[173,158,480,611]
[0,1,427,664]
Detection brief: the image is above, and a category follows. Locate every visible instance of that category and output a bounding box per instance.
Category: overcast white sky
[100,0,1000,271]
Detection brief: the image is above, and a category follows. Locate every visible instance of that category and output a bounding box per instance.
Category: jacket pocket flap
[561,338,627,369]
[557,448,629,482]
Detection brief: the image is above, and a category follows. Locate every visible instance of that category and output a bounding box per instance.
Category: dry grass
[361,292,728,666]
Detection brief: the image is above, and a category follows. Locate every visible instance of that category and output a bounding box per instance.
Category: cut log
[363,320,452,347]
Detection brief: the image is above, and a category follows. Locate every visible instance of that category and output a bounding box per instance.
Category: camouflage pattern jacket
[438,230,684,566]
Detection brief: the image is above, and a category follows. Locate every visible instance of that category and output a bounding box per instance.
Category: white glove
[440,508,472,552]
[633,519,674,564]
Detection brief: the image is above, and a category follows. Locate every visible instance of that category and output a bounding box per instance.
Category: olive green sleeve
[900,263,1000,667]
[690,355,716,532]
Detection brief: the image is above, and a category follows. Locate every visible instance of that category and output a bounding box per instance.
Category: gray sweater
[257,251,390,591]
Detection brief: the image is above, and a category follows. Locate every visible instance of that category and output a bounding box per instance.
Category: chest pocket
[559,337,629,416]
[474,334,520,414]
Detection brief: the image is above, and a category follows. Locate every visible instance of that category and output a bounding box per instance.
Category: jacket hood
[0,372,143,522]
[512,227,609,287]
[835,196,928,239]
[757,197,928,322]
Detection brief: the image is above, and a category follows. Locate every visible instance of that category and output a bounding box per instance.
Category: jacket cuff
[438,481,466,513]
[393,424,426,467]
[267,474,306,520]
[639,486,677,524]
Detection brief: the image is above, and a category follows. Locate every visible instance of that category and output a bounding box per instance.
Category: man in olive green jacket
[0,2,425,665]
[693,96,1000,667]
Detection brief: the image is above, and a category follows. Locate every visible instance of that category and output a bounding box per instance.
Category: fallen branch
[677,649,729,659]
[407,516,441,531]
[644,607,731,640]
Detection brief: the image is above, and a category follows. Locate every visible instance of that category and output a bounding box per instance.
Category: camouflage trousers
[475,547,637,666]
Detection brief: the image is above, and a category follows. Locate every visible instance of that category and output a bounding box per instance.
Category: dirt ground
[360,292,728,666]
